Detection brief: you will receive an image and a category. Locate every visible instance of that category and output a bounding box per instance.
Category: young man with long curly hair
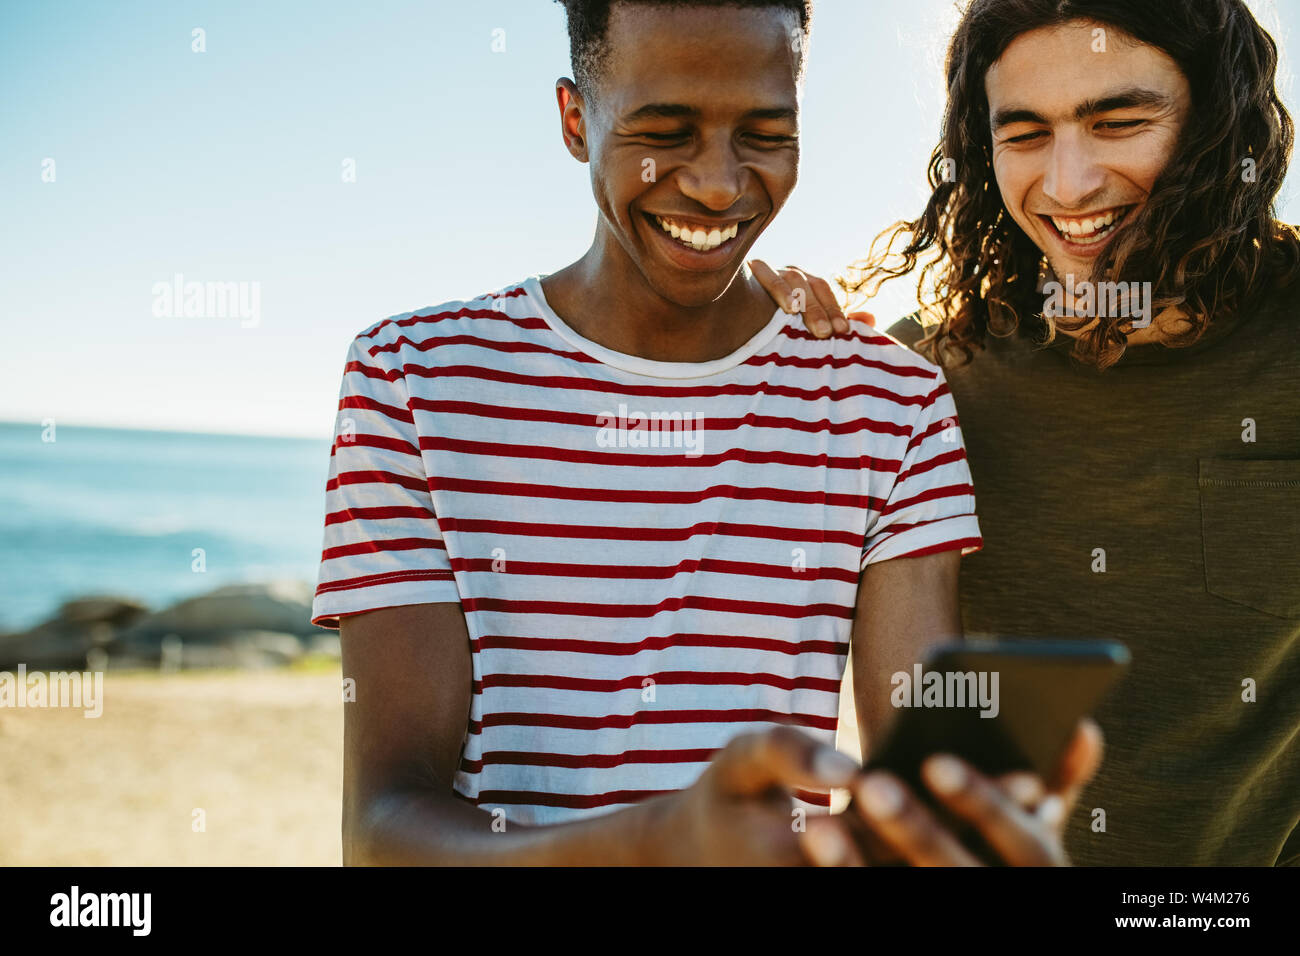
[761,0,1300,865]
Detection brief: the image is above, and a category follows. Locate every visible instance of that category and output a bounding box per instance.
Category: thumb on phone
[1050,718,1104,814]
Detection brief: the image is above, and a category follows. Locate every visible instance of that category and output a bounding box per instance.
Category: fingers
[838,796,908,865]
[847,311,876,328]
[799,816,866,867]
[712,726,859,798]
[747,260,849,338]
[802,272,849,336]
[747,259,800,314]
[1052,718,1104,811]
[919,754,1068,865]
[850,771,983,866]
[997,771,1045,811]
[781,267,837,337]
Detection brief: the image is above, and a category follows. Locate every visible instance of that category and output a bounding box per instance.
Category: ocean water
[0,421,334,633]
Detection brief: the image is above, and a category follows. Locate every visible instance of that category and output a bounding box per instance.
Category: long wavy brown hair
[841,0,1300,369]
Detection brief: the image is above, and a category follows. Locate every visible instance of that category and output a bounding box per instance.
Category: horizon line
[0,417,332,443]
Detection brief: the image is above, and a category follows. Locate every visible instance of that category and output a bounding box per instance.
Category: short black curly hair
[554,0,813,98]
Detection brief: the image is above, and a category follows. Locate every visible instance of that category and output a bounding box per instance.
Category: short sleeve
[861,369,983,567]
[310,333,460,628]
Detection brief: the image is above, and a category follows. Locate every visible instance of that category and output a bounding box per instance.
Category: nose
[676,130,745,212]
[1041,128,1106,210]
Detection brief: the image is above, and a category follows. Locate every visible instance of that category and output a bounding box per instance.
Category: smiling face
[985,20,1192,286]
[564,3,802,307]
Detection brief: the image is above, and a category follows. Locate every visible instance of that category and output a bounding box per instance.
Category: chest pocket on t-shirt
[1198,459,1300,618]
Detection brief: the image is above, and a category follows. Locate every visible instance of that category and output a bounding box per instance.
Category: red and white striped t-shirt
[311,275,981,825]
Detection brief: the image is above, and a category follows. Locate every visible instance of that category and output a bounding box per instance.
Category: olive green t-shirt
[888,283,1300,866]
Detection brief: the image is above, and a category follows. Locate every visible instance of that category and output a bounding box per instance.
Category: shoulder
[763,314,948,414]
[833,316,945,386]
[355,277,534,344]
[348,277,540,365]
[771,310,937,370]
[883,312,926,351]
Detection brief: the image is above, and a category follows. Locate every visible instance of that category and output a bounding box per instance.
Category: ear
[556,78,589,163]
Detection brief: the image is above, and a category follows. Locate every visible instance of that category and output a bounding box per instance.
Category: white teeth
[1049,208,1125,244]
[653,215,742,251]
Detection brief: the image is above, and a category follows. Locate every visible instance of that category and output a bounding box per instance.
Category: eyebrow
[622,103,797,123]
[990,87,1174,131]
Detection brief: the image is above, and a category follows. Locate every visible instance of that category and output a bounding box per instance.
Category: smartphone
[852,638,1130,864]
[864,638,1131,793]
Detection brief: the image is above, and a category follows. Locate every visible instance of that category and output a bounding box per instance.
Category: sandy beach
[1,662,861,865]
[0,666,344,866]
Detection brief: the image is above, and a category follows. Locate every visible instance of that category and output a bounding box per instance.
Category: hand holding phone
[842,639,1127,865]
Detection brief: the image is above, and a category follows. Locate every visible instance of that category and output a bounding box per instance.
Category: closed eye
[1005,130,1047,144]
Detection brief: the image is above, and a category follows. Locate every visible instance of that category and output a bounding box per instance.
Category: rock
[111,629,307,669]
[116,580,317,646]
[51,597,149,630]
[0,582,321,671]
[0,596,147,670]
[240,630,304,663]
[140,630,305,670]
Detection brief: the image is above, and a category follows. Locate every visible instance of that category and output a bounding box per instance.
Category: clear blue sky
[2,0,1295,438]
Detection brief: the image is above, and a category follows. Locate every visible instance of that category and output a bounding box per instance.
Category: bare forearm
[348,788,672,866]
[852,550,963,751]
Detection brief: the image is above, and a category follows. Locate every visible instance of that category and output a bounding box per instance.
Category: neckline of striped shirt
[522,275,793,380]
